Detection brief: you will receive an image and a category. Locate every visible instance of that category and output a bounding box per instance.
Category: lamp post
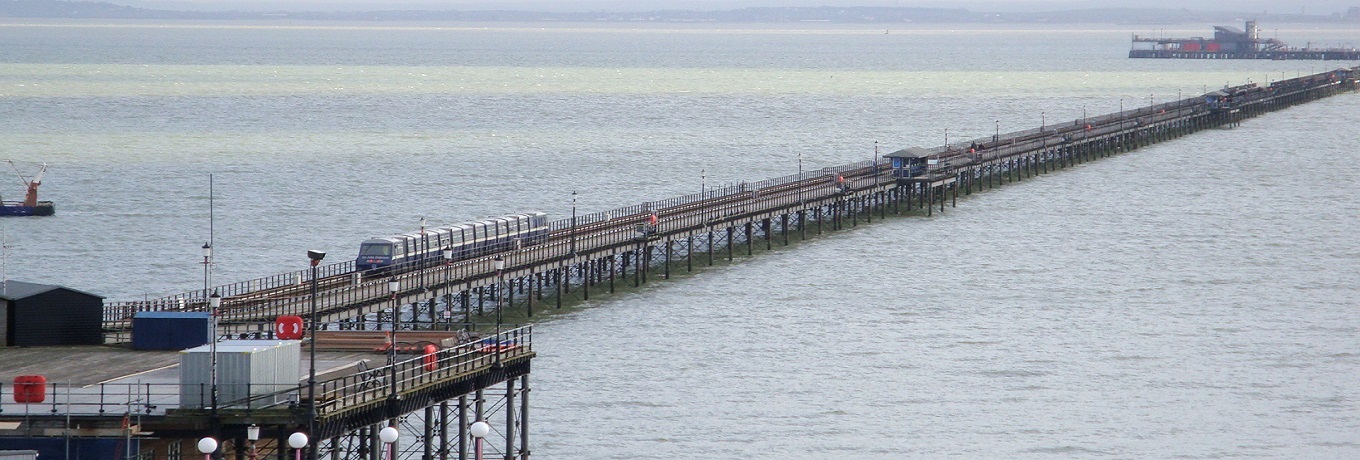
[287,432,308,460]
[201,241,212,299]
[305,249,324,460]
[379,425,399,460]
[197,437,218,460]
[492,256,505,365]
[246,425,260,460]
[570,191,577,256]
[994,119,1000,143]
[387,277,399,403]
[873,141,880,186]
[701,169,707,225]
[208,291,220,425]
[1040,111,1045,132]
[469,420,490,460]
[419,217,427,288]
[442,247,453,331]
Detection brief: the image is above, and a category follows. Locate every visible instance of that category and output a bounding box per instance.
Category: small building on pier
[0,281,104,347]
[885,147,936,179]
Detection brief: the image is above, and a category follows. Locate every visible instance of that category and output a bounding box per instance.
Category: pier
[3,66,1357,459]
[1130,21,1360,61]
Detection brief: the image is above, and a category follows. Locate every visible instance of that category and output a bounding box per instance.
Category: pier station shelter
[0,281,104,347]
[884,147,935,179]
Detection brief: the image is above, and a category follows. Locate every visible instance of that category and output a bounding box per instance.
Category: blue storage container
[132,311,211,350]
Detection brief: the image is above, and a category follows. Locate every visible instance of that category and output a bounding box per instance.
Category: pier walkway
[2,66,1354,460]
[102,66,1360,343]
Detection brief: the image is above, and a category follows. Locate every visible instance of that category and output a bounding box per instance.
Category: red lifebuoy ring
[422,344,439,371]
[276,316,304,340]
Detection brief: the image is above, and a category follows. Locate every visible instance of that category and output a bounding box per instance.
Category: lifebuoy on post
[276,315,304,340]
[13,375,46,403]
[422,344,439,371]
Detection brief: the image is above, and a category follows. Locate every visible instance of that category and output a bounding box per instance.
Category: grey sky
[118,0,1359,14]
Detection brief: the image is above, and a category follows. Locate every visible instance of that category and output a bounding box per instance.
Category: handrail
[1,326,533,419]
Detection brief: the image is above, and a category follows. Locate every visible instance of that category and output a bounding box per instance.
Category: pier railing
[1,326,533,420]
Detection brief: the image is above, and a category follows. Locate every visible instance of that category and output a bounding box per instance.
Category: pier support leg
[505,379,516,460]
[440,400,451,460]
[745,222,753,256]
[555,267,563,310]
[458,395,468,460]
[519,375,530,460]
[781,214,789,246]
[687,235,694,272]
[763,218,772,250]
[727,226,735,261]
[707,231,715,266]
[425,406,435,460]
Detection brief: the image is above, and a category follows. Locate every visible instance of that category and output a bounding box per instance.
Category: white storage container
[180,340,301,408]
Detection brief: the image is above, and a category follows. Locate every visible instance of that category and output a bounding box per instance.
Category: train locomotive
[355,212,549,272]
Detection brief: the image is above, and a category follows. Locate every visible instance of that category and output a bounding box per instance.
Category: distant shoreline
[2,1,1359,24]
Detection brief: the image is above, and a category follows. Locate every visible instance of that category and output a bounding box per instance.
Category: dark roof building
[1,280,104,347]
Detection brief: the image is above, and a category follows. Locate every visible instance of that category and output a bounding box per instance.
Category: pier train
[355,212,549,272]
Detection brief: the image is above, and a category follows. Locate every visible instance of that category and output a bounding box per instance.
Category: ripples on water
[1,21,1358,458]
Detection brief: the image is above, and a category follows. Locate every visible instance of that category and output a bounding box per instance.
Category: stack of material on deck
[311,330,475,353]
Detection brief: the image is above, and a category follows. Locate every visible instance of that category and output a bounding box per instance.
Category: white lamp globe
[379,426,400,444]
[197,437,218,454]
[288,432,309,449]
[469,421,491,439]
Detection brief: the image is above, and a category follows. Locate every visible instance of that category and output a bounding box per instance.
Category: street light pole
[202,242,212,304]
[570,191,577,256]
[701,169,707,225]
[208,291,220,435]
[379,426,399,460]
[387,277,399,403]
[197,437,218,460]
[492,256,505,366]
[246,425,260,460]
[442,247,453,331]
[287,432,308,460]
[305,250,325,460]
[469,420,490,460]
[201,241,215,440]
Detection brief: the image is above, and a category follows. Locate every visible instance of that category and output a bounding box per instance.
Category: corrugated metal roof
[0,280,103,301]
[181,339,300,354]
